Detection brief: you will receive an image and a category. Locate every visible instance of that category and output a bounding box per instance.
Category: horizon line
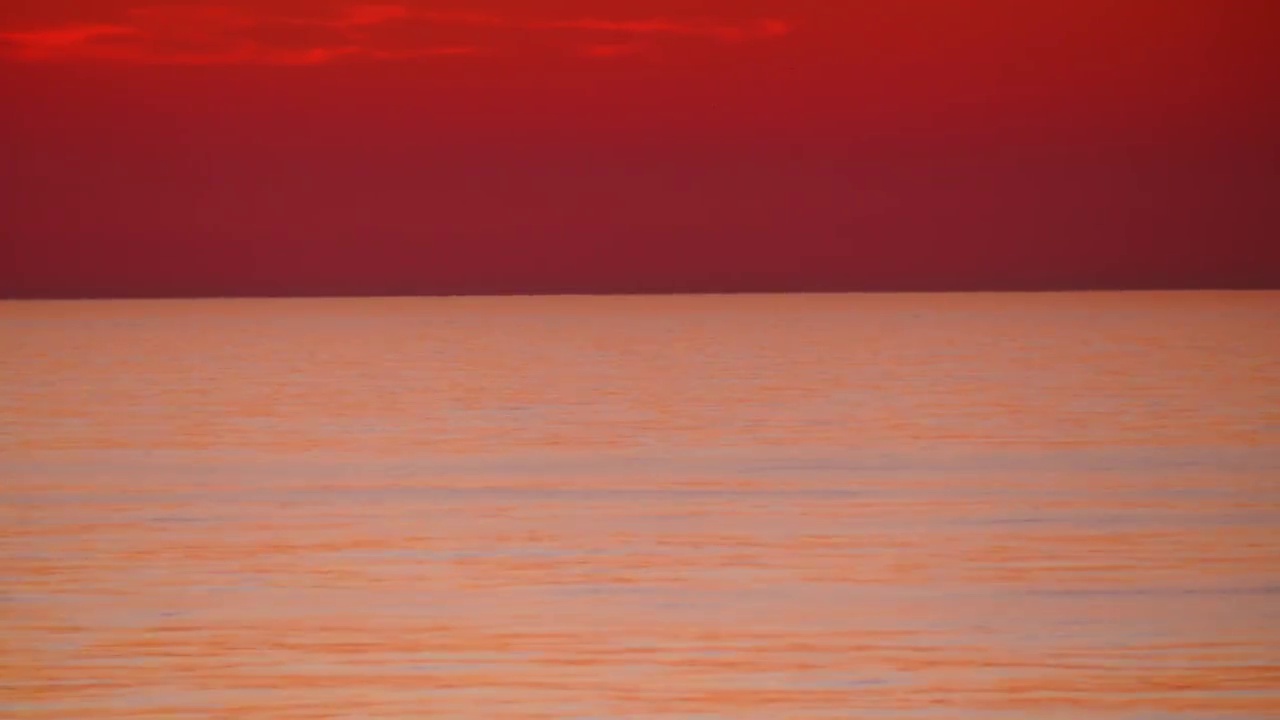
[3,285,1276,303]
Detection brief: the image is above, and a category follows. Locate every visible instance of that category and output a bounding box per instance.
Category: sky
[1,0,1278,298]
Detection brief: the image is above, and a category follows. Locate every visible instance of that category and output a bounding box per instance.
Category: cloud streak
[0,3,793,65]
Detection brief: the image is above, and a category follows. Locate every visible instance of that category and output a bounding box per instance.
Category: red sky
[2,0,1278,297]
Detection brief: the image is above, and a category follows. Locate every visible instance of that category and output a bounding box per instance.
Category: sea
[2,291,1278,719]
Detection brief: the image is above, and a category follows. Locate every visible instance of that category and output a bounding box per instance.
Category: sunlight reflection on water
[2,292,1278,718]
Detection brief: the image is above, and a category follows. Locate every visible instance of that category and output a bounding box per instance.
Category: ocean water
[1,291,1278,719]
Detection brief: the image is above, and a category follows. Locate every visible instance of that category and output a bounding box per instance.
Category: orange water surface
[2,291,1278,718]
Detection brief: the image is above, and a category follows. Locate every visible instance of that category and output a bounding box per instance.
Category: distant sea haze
[2,290,1278,718]
[4,242,1278,299]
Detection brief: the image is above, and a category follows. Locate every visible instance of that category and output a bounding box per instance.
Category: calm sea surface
[2,291,1279,719]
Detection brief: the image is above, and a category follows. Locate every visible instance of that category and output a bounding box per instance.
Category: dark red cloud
[0,3,793,64]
